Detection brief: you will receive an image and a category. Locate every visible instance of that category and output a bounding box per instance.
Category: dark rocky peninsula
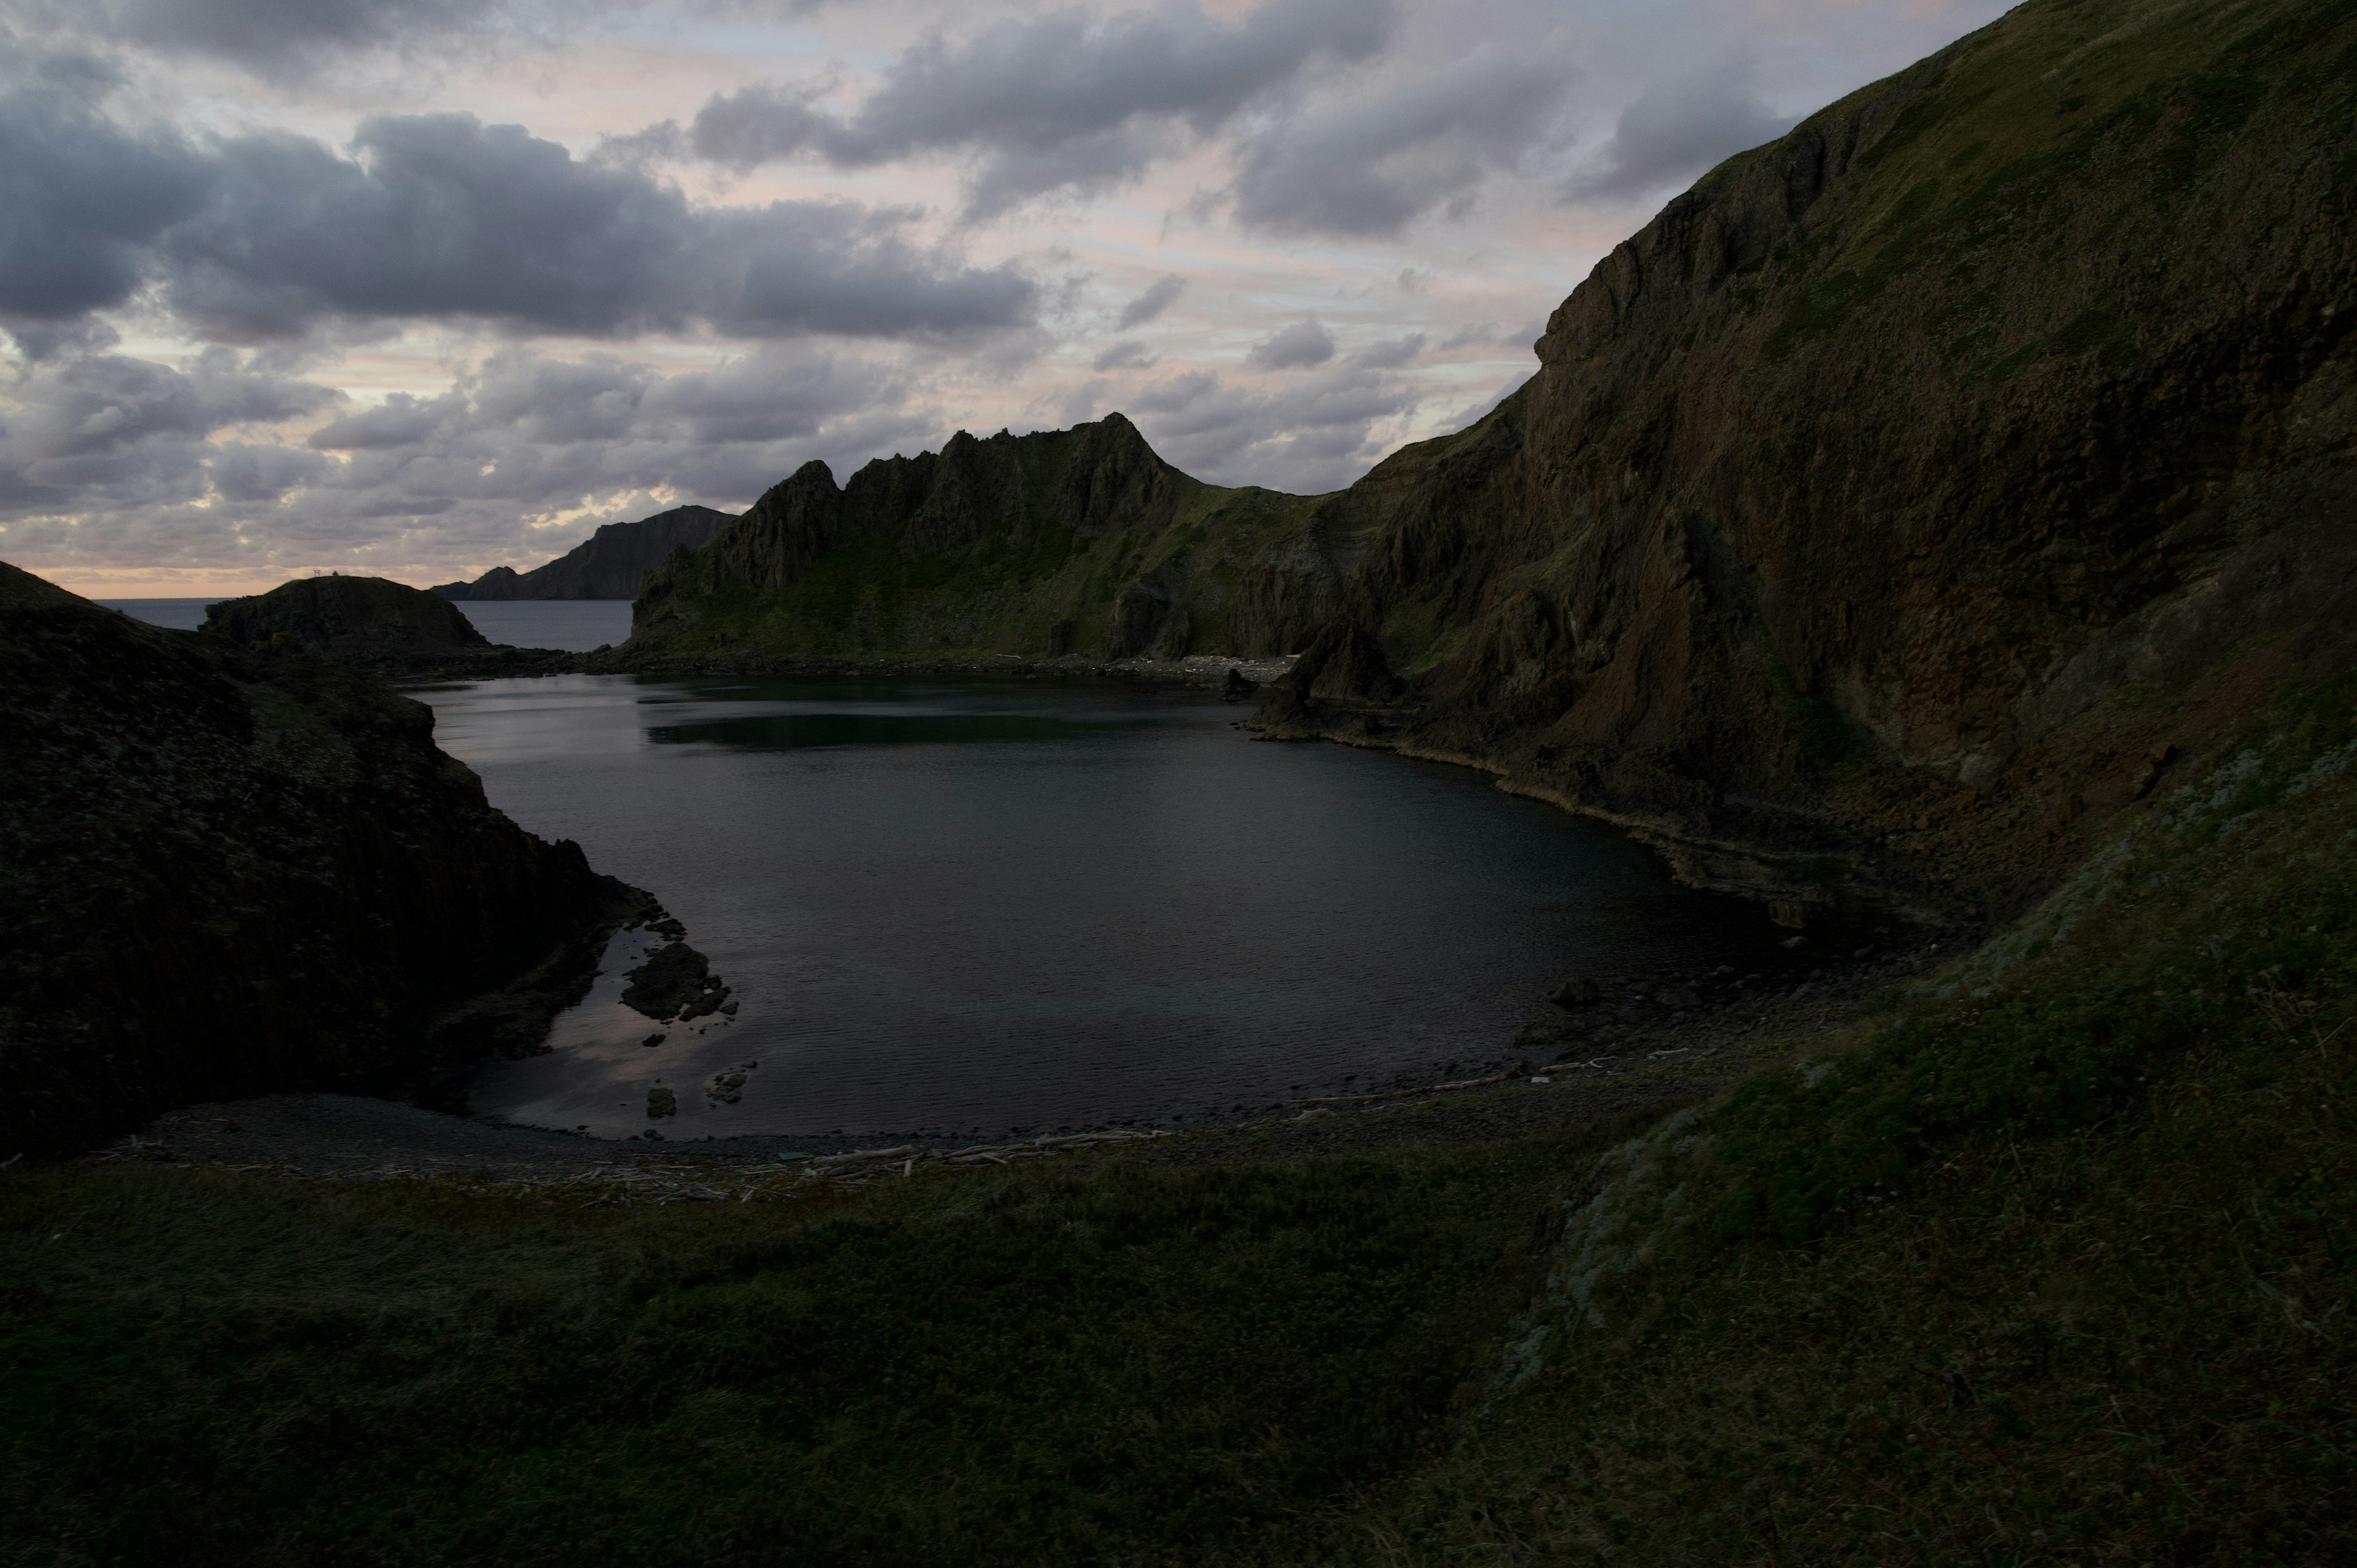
[432,504,731,600]
[203,573,491,658]
[0,563,654,1158]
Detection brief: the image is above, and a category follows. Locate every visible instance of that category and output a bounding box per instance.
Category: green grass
[1312,678,2357,1564]
[0,1137,1577,1566]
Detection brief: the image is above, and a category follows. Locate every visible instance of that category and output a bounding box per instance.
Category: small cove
[419,668,1792,1140]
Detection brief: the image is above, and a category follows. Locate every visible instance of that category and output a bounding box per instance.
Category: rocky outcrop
[432,504,731,600]
[1257,0,2357,925]
[203,574,489,658]
[0,563,651,1158]
[630,415,1353,660]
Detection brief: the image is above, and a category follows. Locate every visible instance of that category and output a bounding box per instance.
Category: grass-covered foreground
[6,682,2355,1567]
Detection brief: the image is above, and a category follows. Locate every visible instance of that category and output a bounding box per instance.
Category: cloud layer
[0,341,930,577]
[2,80,1034,346]
[1566,55,1795,201]
[682,0,1396,218]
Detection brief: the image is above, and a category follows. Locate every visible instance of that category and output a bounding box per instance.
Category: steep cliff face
[204,574,490,657]
[433,504,732,600]
[630,414,1353,659]
[1259,0,2357,923]
[0,565,647,1157]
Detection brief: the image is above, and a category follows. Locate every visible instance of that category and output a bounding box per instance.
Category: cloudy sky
[0,0,2007,595]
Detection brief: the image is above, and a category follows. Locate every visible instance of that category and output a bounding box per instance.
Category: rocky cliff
[204,574,490,657]
[433,504,732,600]
[622,0,2356,930]
[629,415,1351,660]
[1256,0,2357,927]
[0,564,649,1157]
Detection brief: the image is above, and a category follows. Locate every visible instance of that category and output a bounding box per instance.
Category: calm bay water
[419,673,1782,1140]
[106,596,633,652]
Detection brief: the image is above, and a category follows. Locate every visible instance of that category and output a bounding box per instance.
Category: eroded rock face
[203,575,490,658]
[1258,0,2357,922]
[0,564,648,1157]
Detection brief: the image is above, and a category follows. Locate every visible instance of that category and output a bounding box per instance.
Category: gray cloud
[679,0,1395,217]
[1116,274,1186,330]
[1566,56,1795,201]
[0,339,932,577]
[171,114,1035,341]
[0,66,207,327]
[1115,358,1423,493]
[1091,340,1155,373]
[1230,43,1569,236]
[0,93,1035,349]
[9,0,622,82]
[1350,332,1423,370]
[1438,319,1543,353]
[1246,319,1334,371]
[0,347,340,522]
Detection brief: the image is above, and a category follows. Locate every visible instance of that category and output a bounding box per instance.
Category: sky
[0,0,2010,595]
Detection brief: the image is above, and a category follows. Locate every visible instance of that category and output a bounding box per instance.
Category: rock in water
[203,575,490,659]
[0,562,649,1158]
[1221,667,1256,701]
[621,940,730,1022]
[646,1086,677,1118]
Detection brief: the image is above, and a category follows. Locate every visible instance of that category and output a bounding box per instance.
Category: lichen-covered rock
[0,563,648,1157]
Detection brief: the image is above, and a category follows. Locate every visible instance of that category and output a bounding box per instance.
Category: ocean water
[101,598,217,631]
[419,673,1787,1140]
[104,595,633,653]
[445,599,634,652]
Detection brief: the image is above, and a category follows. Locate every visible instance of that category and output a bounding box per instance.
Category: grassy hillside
[1325,676,2357,1564]
[6,676,2351,1564]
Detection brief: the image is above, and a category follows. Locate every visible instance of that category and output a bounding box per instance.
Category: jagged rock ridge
[0,564,650,1157]
[629,415,1357,660]
[433,504,732,600]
